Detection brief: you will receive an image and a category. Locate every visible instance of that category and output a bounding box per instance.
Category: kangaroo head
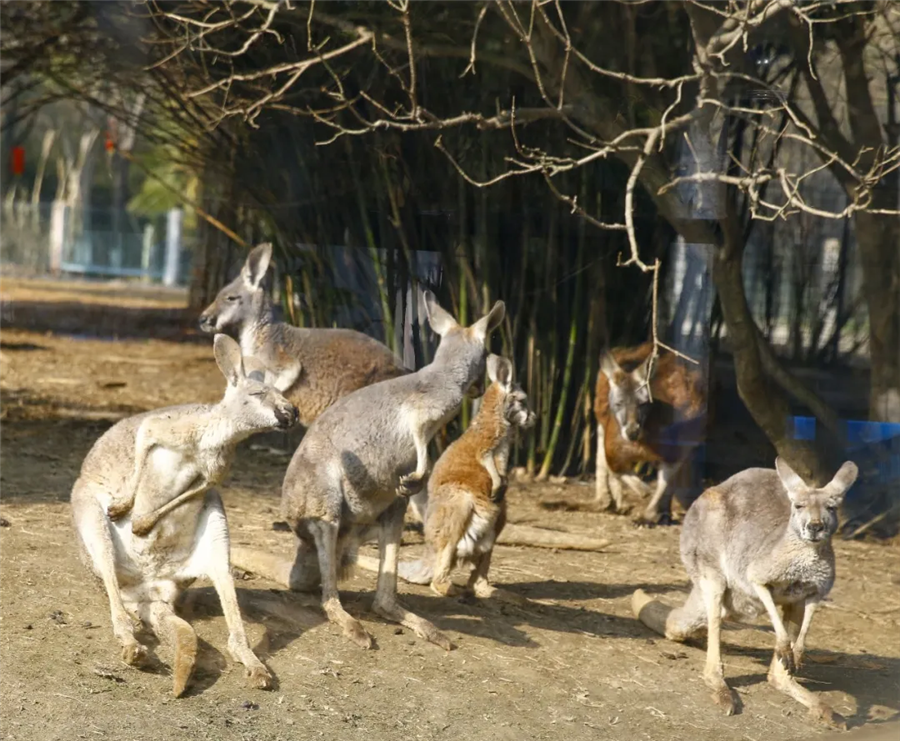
[600,348,654,442]
[487,355,536,430]
[213,333,299,433]
[423,291,505,398]
[775,457,859,543]
[199,243,274,337]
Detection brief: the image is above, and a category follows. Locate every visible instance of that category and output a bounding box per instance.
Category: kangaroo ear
[423,290,458,337]
[486,354,513,388]
[775,456,807,499]
[242,355,269,383]
[823,460,858,502]
[242,243,273,289]
[213,334,245,386]
[634,350,657,383]
[470,300,506,344]
[599,347,622,381]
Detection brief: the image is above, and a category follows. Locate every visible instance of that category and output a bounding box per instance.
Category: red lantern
[10,145,24,176]
[104,132,115,152]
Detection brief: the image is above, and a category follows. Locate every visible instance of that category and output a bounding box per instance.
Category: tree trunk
[713,215,829,484]
[188,177,239,312]
[855,210,900,422]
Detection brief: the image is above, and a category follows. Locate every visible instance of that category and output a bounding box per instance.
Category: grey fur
[71,334,297,697]
[231,291,505,651]
[633,457,858,727]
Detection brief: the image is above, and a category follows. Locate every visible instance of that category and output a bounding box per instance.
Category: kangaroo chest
[768,555,834,604]
[745,548,834,606]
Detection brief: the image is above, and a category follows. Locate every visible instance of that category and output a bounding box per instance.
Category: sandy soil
[1,278,899,741]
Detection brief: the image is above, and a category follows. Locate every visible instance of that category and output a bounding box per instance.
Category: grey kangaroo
[632,458,858,729]
[199,242,409,426]
[232,291,505,651]
[71,334,298,697]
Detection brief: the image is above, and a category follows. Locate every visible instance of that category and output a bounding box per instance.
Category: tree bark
[855,210,900,422]
[713,214,829,483]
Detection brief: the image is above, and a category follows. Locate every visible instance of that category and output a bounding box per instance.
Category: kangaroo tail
[354,552,435,585]
[497,523,610,551]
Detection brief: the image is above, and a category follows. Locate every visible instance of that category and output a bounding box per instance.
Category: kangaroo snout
[198,312,217,333]
[275,404,299,430]
[623,423,641,442]
[805,520,826,541]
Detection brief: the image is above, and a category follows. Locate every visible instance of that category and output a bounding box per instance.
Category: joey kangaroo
[632,458,859,728]
[71,334,297,697]
[387,354,536,602]
[594,342,707,524]
[199,242,409,427]
[231,291,505,651]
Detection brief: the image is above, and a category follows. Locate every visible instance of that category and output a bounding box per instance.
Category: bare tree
[125,0,898,480]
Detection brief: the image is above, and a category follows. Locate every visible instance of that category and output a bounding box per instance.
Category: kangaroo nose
[625,425,641,442]
[275,405,298,429]
[198,314,215,332]
[808,521,825,536]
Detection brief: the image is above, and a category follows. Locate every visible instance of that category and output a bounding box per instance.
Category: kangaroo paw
[398,472,426,497]
[107,501,132,520]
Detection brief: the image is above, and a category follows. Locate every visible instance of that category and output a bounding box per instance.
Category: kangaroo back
[198,243,409,427]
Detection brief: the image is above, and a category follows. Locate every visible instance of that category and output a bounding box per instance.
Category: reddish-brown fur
[427,381,509,549]
[594,342,708,521]
[418,365,533,602]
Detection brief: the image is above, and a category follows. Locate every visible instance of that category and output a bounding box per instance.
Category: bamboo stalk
[346,138,394,350]
[558,381,586,475]
[538,190,586,481]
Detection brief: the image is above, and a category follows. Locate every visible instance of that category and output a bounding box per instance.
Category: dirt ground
[1,277,899,741]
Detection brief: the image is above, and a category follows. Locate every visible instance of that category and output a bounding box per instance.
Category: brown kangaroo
[594,342,707,525]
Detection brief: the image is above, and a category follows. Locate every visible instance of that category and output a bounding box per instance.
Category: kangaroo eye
[793,503,806,510]
[250,391,265,398]
[226,295,240,302]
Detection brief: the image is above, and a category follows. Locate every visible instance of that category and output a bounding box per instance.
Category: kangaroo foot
[711,684,738,716]
[324,598,375,649]
[245,664,274,691]
[372,598,454,651]
[479,585,529,606]
[343,618,375,649]
[703,674,737,715]
[430,579,459,598]
[633,510,673,528]
[811,703,847,731]
[121,641,150,668]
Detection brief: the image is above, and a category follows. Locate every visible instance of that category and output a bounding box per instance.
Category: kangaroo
[106,349,299,535]
[632,458,859,729]
[71,334,298,697]
[356,355,536,602]
[594,342,707,525]
[199,242,410,427]
[231,291,505,651]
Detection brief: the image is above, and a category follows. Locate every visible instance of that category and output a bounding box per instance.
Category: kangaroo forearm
[132,481,209,536]
[108,449,151,518]
[481,453,503,490]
